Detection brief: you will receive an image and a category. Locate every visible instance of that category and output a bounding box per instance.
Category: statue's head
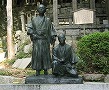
[58,33,66,45]
[37,4,46,14]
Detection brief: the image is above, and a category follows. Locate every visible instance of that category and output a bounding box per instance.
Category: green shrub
[16,51,31,59]
[3,59,16,66]
[77,31,109,74]
[0,70,12,76]
[16,40,32,59]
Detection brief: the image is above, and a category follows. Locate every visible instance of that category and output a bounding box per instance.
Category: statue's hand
[51,35,56,45]
[61,58,64,61]
[32,34,37,39]
[52,35,56,41]
[53,60,58,64]
[60,58,65,63]
[38,31,44,35]
[27,28,33,35]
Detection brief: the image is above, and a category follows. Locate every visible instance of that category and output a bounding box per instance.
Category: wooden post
[21,12,26,32]
[69,16,72,26]
[53,0,58,27]
[90,0,95,9]
[72,0,77,11]
[72,0,77,25]
[25,0,27,4]
[106,0,109,22]
[2,0,4,5]
[68,6,73,26]
[26,0,29,4]
[6,0,15,59]
[27,12,32,24]
[90,0,96,24]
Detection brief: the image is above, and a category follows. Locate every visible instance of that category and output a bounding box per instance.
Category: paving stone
[0,75,25,84]
[83,74,105,81]
[104,74,109,83]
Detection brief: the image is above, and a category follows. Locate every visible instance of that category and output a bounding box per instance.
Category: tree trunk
[21,12,26,33]
[6,0,15,59]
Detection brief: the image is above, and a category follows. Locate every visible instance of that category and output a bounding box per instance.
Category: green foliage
[0,69,12,76]
[16,40,32,59]
[3,59,16,66]
[16,51,31,59]
[77,31,109,74]
[26,70,35,76]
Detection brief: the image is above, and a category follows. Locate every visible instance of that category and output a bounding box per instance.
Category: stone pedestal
[25,75,83,84]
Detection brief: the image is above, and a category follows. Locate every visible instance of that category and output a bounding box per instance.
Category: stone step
[0,76,25,84]
[25,75,83,84]
[0,83,109,90]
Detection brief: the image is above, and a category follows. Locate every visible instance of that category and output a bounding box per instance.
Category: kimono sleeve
[51,23,57,36]
[27,21,34,35]
[50,22,57,45]
[52,47,58,61]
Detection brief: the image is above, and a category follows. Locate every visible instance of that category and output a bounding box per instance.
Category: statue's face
[37,4,46,14]
[58,34,66,45]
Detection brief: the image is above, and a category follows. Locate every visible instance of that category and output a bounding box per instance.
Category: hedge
[77,31,109,74]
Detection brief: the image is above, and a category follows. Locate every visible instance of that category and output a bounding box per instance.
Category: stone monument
[25,4,83,84]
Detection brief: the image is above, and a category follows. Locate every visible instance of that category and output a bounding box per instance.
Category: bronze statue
[27,4,56,76]
[52,34,78,77]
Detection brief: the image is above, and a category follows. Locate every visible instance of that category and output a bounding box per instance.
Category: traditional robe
[52,43,78,76]
[27,15,56,70]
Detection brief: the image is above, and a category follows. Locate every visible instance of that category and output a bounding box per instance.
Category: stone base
[25,75,83,84]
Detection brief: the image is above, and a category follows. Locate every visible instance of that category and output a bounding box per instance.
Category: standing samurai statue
[27,4,57,76]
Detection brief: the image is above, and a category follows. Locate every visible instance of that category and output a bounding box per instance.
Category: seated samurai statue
[52,34,78,77]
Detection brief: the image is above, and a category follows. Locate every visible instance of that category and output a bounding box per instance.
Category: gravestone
[0,52,6,62]
[18,58,31,69]
[12,59,22,68]
[12,58,31,69]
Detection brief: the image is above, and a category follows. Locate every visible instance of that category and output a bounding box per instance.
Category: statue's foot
[36,71,40,76]
[67,74,78,78]
[44,70,48,75]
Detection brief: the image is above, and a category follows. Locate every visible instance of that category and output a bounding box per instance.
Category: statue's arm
[52,48,58,61]
[50,24,57,45]
[51,24,57,36]
[27,22,34,35]
[52,46,64,63]
[27,21,36,41]
[47,18,57,45]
